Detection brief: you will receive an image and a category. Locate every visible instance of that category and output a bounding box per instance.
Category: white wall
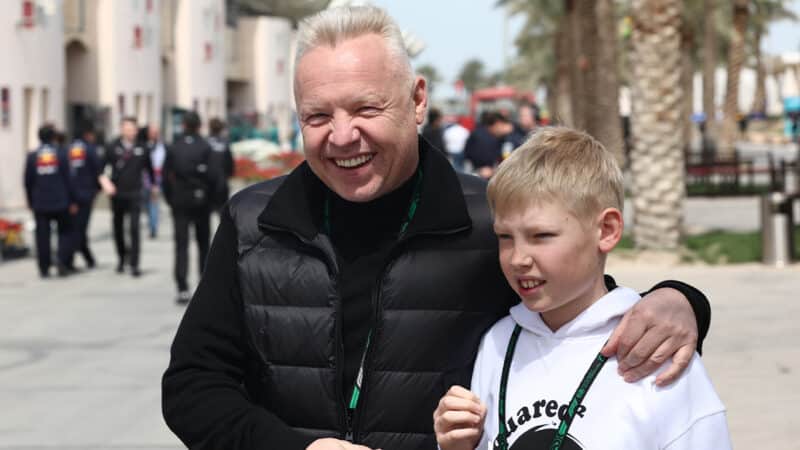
[0,0,66,210]
[173,0,225,126]
[96,0,161,135]
[253,16,294,147]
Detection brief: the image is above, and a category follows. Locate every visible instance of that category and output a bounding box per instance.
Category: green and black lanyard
[496,325,609,450]
[322,167,424,413]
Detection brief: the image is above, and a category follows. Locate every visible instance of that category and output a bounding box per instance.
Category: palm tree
[416,64,442,97]
[457,59,488,94]
[701,0,719,137]
[749,0,798,115]
[718,0,750,158]
[629,0,685,250]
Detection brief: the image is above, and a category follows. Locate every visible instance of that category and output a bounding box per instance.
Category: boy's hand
[602,287,697,386]
[433,385,486,450]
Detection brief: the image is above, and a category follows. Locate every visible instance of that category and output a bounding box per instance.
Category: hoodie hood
[509,286,641,339]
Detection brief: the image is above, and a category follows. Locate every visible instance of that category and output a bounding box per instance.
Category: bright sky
[370,0,800,98]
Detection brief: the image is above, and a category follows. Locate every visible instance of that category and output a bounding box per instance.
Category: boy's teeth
[521,280,544,289]
[335,154,372,168]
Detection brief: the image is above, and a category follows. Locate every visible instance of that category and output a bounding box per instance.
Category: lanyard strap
[496,325,609,450]
[322,167,424,411]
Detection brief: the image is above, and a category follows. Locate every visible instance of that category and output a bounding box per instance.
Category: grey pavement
[1,200,799,449]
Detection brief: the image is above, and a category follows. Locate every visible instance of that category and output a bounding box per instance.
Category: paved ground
[0,201,798,449]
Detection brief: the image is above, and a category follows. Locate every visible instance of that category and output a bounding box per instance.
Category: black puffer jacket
[162,140,710,450]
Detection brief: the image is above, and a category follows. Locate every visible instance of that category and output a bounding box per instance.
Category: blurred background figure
[105,117,155,277]
[142,124,166,239]
[162,112,220,304]
[421,107,446,153]
[23,124,77,278]
[442,117,469,171]
[66,121,103,270]
[464,111,513,179]
[207,117,234,214]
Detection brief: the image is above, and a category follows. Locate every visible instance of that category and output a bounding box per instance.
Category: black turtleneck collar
[257,136,472,242]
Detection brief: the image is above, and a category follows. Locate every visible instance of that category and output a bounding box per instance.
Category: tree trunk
[554,11,574,126]
[565,0,586,130]
[702,0,718,136]
[751,29,767,115]
[681,25,695,153]
[589,0,625,165]
[629,0,685,250]
[719,0,749,157]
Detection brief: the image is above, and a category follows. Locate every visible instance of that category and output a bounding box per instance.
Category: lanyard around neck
[496,324,609,450]
[320,167,423,412]
[322,166,423,240]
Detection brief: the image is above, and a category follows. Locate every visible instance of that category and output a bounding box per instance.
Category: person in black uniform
[24,124,78,278]
[162,112,221,303]
[105,117,155,277]
[206,117,234,214]
[66,122,103,269]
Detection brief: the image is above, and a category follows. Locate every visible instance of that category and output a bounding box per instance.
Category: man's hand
[68,204,78,215]
[433,385,486,450]
[306,438,376,450]
[98,175,116,196]
[151,186,159,200]
[602,287,698,387]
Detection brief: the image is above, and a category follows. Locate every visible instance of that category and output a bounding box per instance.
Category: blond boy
[433,128,731,450]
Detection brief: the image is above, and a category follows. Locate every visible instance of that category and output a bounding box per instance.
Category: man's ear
[412,75,428,125]
[597,208,624,254]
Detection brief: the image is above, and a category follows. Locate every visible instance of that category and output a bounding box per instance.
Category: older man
[162,6,709,450]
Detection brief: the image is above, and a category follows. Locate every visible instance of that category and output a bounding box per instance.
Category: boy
[433,128,731,450]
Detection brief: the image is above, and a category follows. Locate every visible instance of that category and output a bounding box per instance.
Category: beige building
[64,0,161,140]
[0,0,66,210]
[226,14,295,147]
[162,0,226,137]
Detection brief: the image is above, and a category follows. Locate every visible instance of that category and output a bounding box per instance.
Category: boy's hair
[487,127,624,222]
[294,6,412,86]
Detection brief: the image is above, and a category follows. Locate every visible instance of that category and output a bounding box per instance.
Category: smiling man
[162,6,711,450]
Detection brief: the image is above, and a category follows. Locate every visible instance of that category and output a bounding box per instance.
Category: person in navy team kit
[24,124,78,278]
[66,122,104,269]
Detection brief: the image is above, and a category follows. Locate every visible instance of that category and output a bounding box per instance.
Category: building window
[1,87,10,128]
[133,25,143,49]
[118,94,126,117]
[21,0,35,28]
[40,88,49,124]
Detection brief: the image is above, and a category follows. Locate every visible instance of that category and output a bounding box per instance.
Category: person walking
[105,117,155,277]
[207,117,235,214]
[142,124,166,238]
[24,124,77,278]
[66,122,103,269]
[162,112,220,304]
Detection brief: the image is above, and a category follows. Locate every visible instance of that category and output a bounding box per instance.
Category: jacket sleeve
[162,206,316,450]
[59,149,78,204]
[24,153,35,208]
[161,148,173,206]
[646,280,711,354]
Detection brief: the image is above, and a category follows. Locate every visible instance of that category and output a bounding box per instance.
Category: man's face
[493,200,607,331]
[121,121,137,142]
[489,120,513,138]
[148,125,161,141]
[294,33,427,202]
[518,106,536,131]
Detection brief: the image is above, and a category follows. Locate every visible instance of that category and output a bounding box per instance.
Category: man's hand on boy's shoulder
[434,385,487,450]
[602,287,698,387]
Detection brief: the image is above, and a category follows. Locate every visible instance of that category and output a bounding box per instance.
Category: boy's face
[493,200,611,331]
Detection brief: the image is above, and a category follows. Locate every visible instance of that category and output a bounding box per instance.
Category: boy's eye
[534,233,555,239]
[495,233,511,240]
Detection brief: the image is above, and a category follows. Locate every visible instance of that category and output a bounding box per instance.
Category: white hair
[294,6,413,82]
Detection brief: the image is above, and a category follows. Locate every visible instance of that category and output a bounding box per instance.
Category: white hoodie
[472,286,731,450]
